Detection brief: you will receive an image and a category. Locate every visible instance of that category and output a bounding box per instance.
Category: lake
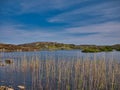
[0,50,120,90]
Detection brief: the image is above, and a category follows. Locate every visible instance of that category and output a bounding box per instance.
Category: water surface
[0,50,120,90]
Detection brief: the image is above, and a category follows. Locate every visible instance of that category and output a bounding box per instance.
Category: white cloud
[60,35,120,45]
[0,24,57,44]
[20,0,86,11]
[66,22,120,34]
[1,0,87,14]
[0,21,120,45]
[61,22,120,45]
[48,1,120,25]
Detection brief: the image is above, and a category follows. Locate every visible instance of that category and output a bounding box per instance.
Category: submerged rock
[0,63,5,66]
[5,59,13,64]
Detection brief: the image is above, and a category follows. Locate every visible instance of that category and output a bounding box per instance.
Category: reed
[0,51,120,90]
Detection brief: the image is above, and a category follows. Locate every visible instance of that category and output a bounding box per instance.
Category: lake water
[0,50,120,90]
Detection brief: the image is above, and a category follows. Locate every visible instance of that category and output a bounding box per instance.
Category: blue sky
[0,0,120,45]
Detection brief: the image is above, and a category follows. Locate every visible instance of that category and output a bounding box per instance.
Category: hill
[0,42,120,52]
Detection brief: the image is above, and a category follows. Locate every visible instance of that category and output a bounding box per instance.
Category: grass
[0,51,120,90]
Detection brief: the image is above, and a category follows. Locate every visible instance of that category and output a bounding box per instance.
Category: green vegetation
[0,42,120,52]
[82,46,113,53]
[82,48,101,52]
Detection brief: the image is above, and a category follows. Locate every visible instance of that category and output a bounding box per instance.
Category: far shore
[0,42,120,52]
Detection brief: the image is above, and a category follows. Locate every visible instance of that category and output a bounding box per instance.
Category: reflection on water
[0,50,120,90]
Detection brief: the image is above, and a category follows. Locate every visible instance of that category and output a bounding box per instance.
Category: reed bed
[0,51,120,90]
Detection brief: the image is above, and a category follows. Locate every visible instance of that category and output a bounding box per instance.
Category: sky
[0,0,120,45]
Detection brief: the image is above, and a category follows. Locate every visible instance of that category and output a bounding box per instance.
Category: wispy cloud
[20,0,82,10]
[0,0,86,15]
[66,22,120,34]
[61,22,120,45]
[48,1,120,26]
[0,24,57,44]
[0,21,120,45]
[0,0,120,45]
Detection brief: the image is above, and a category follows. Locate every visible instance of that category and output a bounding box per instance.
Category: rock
[18,85,25,90]
[0,86,6,90]
[8,87,14,90]
[5,59,13,64]
[0,86,14,90]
